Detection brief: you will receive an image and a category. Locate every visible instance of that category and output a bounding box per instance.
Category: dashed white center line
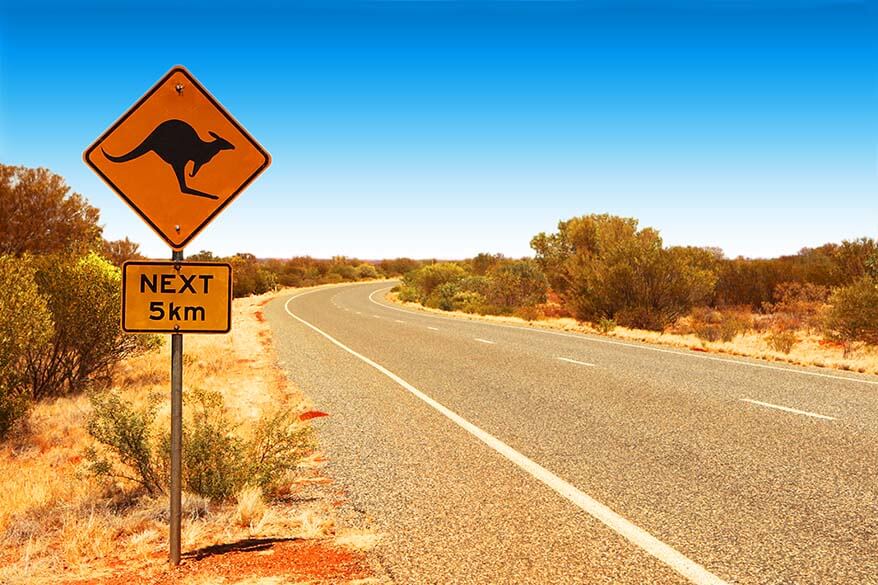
[474,338,496,345]
[427,326,439,331]
[395,319,406,324]
[373,315,381,319]
[355,311,362,315]
[557,357,596,367]
[739,398,836,421]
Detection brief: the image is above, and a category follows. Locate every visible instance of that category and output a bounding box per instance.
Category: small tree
[824,278,878,356]
[0,165,102,256]
[0,256,54,437]
[27,253,141,399]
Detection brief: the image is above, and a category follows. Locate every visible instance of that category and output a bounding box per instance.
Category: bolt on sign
[83,66,271,250]
[122,262,232,333]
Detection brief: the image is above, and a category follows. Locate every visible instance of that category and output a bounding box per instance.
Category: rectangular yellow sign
[122,261,232,333]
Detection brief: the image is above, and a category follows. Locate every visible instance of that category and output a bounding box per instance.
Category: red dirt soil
[68,539,372,585]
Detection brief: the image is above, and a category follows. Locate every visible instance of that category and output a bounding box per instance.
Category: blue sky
[1,0,875,259]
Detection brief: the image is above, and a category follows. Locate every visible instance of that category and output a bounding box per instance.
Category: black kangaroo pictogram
[102,119,235,200]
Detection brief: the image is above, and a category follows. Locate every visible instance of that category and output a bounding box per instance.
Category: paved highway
[266,281,878,584]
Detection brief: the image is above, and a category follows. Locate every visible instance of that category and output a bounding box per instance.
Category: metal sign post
[169,249,184,565]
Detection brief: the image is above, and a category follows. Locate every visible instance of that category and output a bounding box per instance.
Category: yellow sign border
[84,65,271,250]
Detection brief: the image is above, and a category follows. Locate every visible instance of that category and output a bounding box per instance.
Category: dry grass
[0,286,377,584]
[388,292,878,376]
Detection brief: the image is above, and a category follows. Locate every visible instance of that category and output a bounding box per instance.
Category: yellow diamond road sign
[122,261,232,334]
[84,66,271,250]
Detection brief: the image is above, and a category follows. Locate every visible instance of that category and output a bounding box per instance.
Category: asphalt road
[266,281,878,584]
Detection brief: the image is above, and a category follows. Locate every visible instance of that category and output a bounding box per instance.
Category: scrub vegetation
[395,213,878,374]
[0,164,376,583]
[0,165,156,438]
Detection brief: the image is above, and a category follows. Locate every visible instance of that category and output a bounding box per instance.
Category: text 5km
[148,301,206,322]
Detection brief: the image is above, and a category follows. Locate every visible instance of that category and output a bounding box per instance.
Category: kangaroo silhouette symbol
[102,119,235,200]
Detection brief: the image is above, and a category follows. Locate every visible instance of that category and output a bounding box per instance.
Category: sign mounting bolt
[175,83,184,95]
[175,224,181,233]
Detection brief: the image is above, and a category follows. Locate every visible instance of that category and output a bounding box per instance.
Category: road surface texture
[266,282,878,584]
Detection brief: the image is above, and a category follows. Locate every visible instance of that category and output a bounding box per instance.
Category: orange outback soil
[70,539,372,585]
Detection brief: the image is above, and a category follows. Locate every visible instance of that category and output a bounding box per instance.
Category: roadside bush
[177,388,247,499]
[396,285,420,303]
[27,253,143,400]
[766,330,798,354]
[330,264,358,281]
[597,317,616,334]
[823,277,878,357]
[688,307,752,343]
[85,388,314,501]
[426,281,460,311]
[451,290,488,314]
[403,262,466,302]
[513,305,543,322]
[356,263,380,280]
[0,256,54,437]
[248,407,315,492]
[532,214,716,331]
[85,391,165,495]
[763,282,830,330]
[485,259,548,312]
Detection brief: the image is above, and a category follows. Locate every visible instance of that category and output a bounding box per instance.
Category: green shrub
[27,253,143,400]
[766,330,797,354]
[824,277,878,356]
[396,285,420,303]
[330,264,358,281]
[85,388,314,501]
[0,255,54,437]
[531,215,717,330]
[403,262,466,302]
[248,407,315,492]
[177,388,247,500]
[426,281,460,311]
[486,260,548,311]
[451,290,488,314]
[85,391,165,495]
[457,275,491,296]
[356,263,380,279]
[597,317,616,334]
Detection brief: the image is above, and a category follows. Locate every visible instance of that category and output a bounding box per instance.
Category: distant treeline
[184,252,421,298]
[397,214,878,355]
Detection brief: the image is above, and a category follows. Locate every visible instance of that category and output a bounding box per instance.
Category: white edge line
[474,338,496,344]
[367,287,878,387]
[558,357,597,367]
[739,398,837,421]
[284,289,728,585]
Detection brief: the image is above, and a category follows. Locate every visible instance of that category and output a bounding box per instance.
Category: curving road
[266,281,878,584]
